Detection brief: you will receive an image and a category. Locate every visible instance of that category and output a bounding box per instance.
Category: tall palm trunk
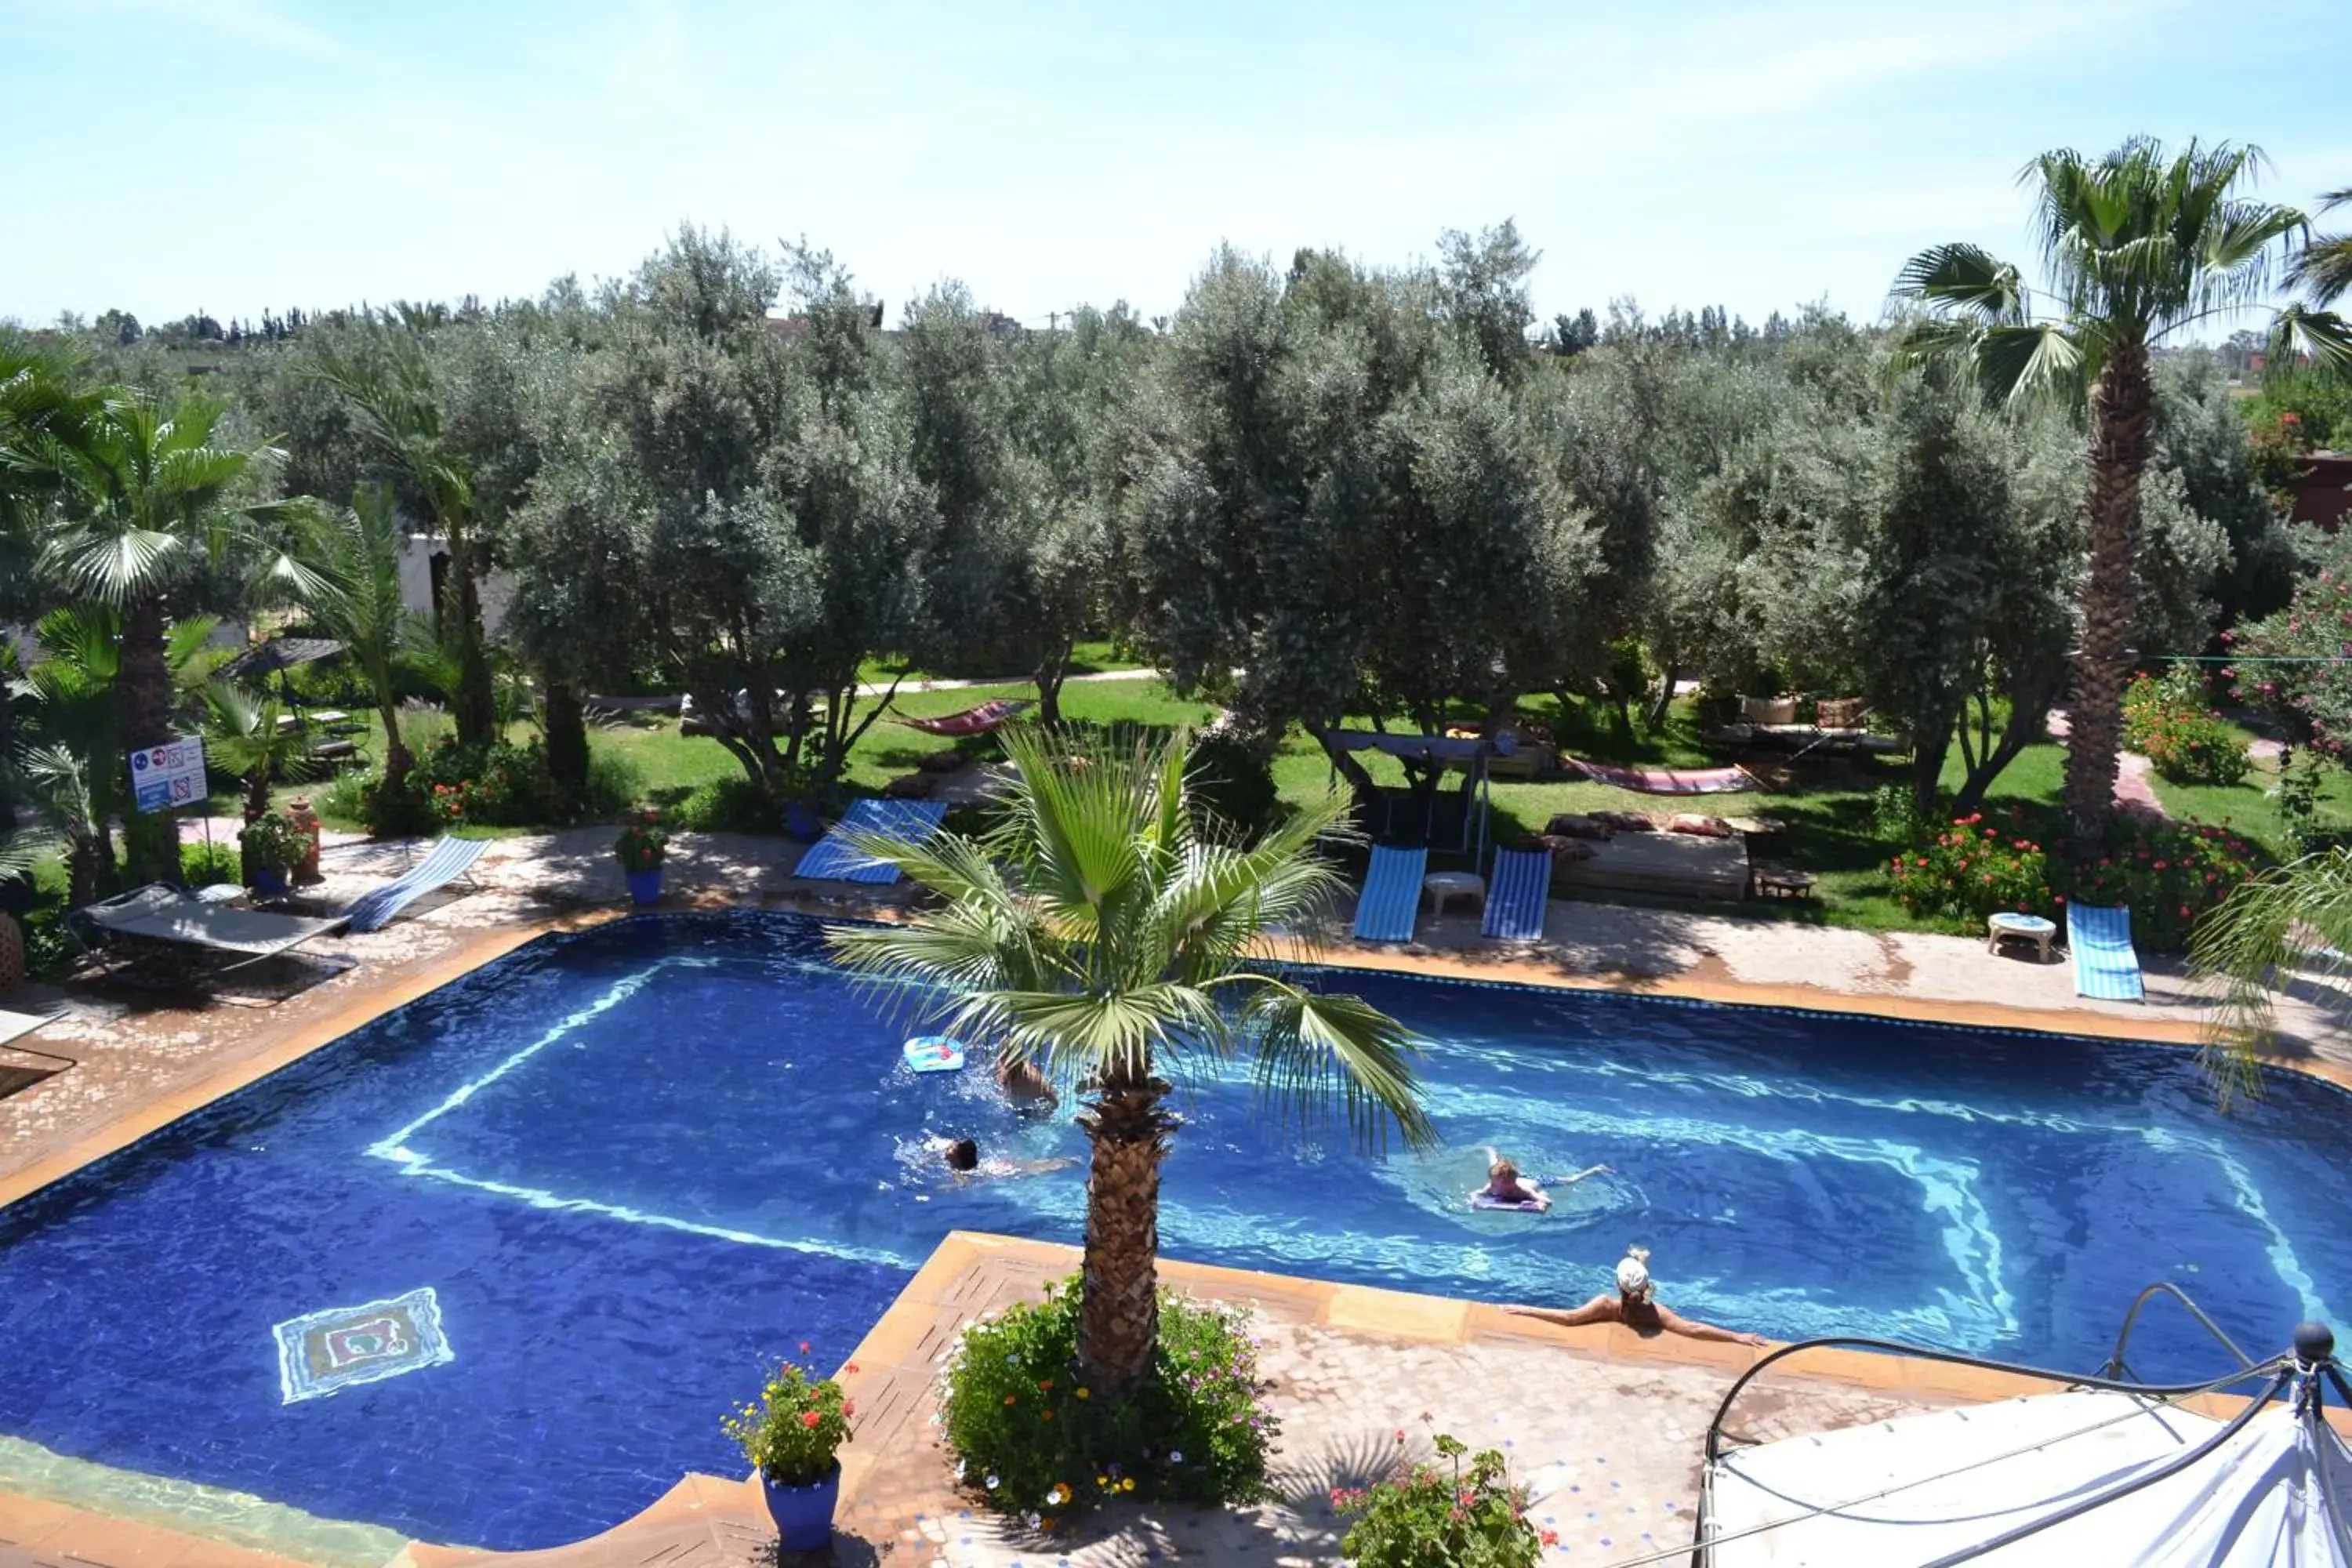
[443,532,498,748]
[1076,1072,1175,1392]
[2061,338,2153,858]
[118,594,180,885]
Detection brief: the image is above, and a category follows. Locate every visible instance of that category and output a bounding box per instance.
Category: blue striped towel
[1354,845,1428,942]
[345,836,488,932]
[793,799,949,884]
[1483,848,1552,941]
[2068,903,2144,1002]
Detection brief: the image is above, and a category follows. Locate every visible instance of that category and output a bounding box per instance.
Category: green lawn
[197,679,2328,944]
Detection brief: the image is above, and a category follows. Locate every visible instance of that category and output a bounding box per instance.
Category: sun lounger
[894,699,1034,737]
[72,885,351,974]
[1483,848,1552,941]
[343,836,488,932]
[793,799,949,884]
[1353,845,1428,943]
[2068,903,2144,1002]
[0,1007,64,1052]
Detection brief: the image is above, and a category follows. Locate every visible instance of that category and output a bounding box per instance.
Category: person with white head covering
[1510,1244,1768,1347]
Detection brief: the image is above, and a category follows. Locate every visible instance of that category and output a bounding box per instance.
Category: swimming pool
[1,910,2347,1549]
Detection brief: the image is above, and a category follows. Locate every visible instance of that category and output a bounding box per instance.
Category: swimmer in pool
[995,1051,1058,1110]
[1509,1245,1768,1347]
[934,1137,1076,1183]
[1472,1149,1610,1211]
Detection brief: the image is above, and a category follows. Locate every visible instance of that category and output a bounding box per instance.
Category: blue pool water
[2,910,2349,1548]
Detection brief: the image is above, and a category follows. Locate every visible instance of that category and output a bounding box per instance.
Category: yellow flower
[1075,1387,1090,1400]
[1097,1475,1109,1488]
[1121,1478,1136,1492]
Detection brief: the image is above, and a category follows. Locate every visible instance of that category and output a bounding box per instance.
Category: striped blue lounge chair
[344,836,488,932]
[1353,845,1428,943]
[2068,902,2145,1002]
[1483,848,1552,942]
[793,799,949,884]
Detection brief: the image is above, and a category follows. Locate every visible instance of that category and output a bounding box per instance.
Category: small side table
[1987,911,2057,962]
[1422,871,1486,918]
[1751,862,1816,901]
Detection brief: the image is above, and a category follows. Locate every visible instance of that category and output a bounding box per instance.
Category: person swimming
[1508,1245,1767,1347]
[1471,1148,1611,1211]
[995,1051,1058,1110]
[933,1136,1076,1183]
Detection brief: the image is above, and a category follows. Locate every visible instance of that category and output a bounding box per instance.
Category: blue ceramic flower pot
[761,1463,840,1552]
[626,868,662,907]
[251,867,289,899]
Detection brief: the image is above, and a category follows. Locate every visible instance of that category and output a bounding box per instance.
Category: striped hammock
[893,699,1035,737]
[1566,757,1759,796]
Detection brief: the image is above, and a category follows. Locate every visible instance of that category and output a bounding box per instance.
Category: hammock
[1566,757,1759,795]
[893,698,1034,737]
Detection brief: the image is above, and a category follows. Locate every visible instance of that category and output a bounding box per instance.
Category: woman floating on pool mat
[1469,1149,1610,1212]
[1509,1245,1768,1347]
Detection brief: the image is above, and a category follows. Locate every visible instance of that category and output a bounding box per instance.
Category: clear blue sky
[3,0,2347,333]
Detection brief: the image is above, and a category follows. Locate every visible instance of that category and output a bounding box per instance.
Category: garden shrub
[1887,810,2054,925]
[1335,1432,1548,1568]
[2123,671,2249,787]
[670,776,776,833]
[413,738,555,828]
[1186,731,1279,838]
[2059,815,2263,953]
[937,1276,1274,1528]
[579,747,644,818]
[180,841,240,887]
[1870,782,1930,844]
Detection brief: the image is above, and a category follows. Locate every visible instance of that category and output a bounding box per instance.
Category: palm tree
[201,682,318,826]
[828,728,1430,1394]
[2288,189,2352,310]
[35,391,298,884]
[311,330,498,747]
[294,484,428,796]
[2188,849,2352,1105]
[1892,140,2330,855]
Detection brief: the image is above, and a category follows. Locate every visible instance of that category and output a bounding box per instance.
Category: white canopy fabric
[1706,1388,2352,1566]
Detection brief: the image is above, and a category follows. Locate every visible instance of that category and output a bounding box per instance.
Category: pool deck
[2,829,2348,1565]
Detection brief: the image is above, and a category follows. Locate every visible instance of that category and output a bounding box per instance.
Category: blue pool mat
[1354,844,1427,942]
[792,799,949,884]
[2068,902,2144,1002]
[1482,848,1551,941]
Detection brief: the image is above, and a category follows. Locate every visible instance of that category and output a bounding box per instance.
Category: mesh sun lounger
[1564,757,1759,795]
[73,884,351,974]
[0,1007,64,1052]
[1354,845,1428,943]
[893,699,1034,737]
[2069,903,2145,1002]
[793,799,949,884]
[1483,848,1552,942]
[343,836,488,932]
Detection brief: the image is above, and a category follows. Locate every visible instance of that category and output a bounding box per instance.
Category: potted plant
[238,812,309,899]
[722,1355,855,1551]
[614,808,668,907]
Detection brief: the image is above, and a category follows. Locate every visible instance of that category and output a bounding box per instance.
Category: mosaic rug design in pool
[274,1287,453,1404]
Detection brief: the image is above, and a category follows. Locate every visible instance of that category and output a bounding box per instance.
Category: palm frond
[1976,322,2088,409]
[1236,978,1432,1152]
[2188,849,2352,1108]
[1890,244,2029,325]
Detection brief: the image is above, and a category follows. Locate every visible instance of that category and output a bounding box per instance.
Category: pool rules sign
[130,736,207,813]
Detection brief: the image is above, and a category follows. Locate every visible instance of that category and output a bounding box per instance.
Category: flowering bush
[237,811,310,877]
[1888,811,2054,924]
[936,1276,1274,1527]
[1336,1432,1547,1568]
[614,808,669,873]
[720,1348,853,1486]
[2226,540,2352,758]
[2123,673,2249,786]
[2059,815,2263,953]
[412,738,554,827]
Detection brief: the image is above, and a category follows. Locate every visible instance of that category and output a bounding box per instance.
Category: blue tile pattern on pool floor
[2,910,2349,1548]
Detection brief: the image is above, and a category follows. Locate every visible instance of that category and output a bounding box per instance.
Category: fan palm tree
[828,728,1430,1394]
[1892,140,2333,855]
[201,682,318,826]
[293,484,429,796]
[34,390,303,884]
[2188,848,2352,1106]
[311,330,497,747]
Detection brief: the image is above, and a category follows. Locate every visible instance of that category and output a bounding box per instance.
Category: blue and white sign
[129,735,207,814]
